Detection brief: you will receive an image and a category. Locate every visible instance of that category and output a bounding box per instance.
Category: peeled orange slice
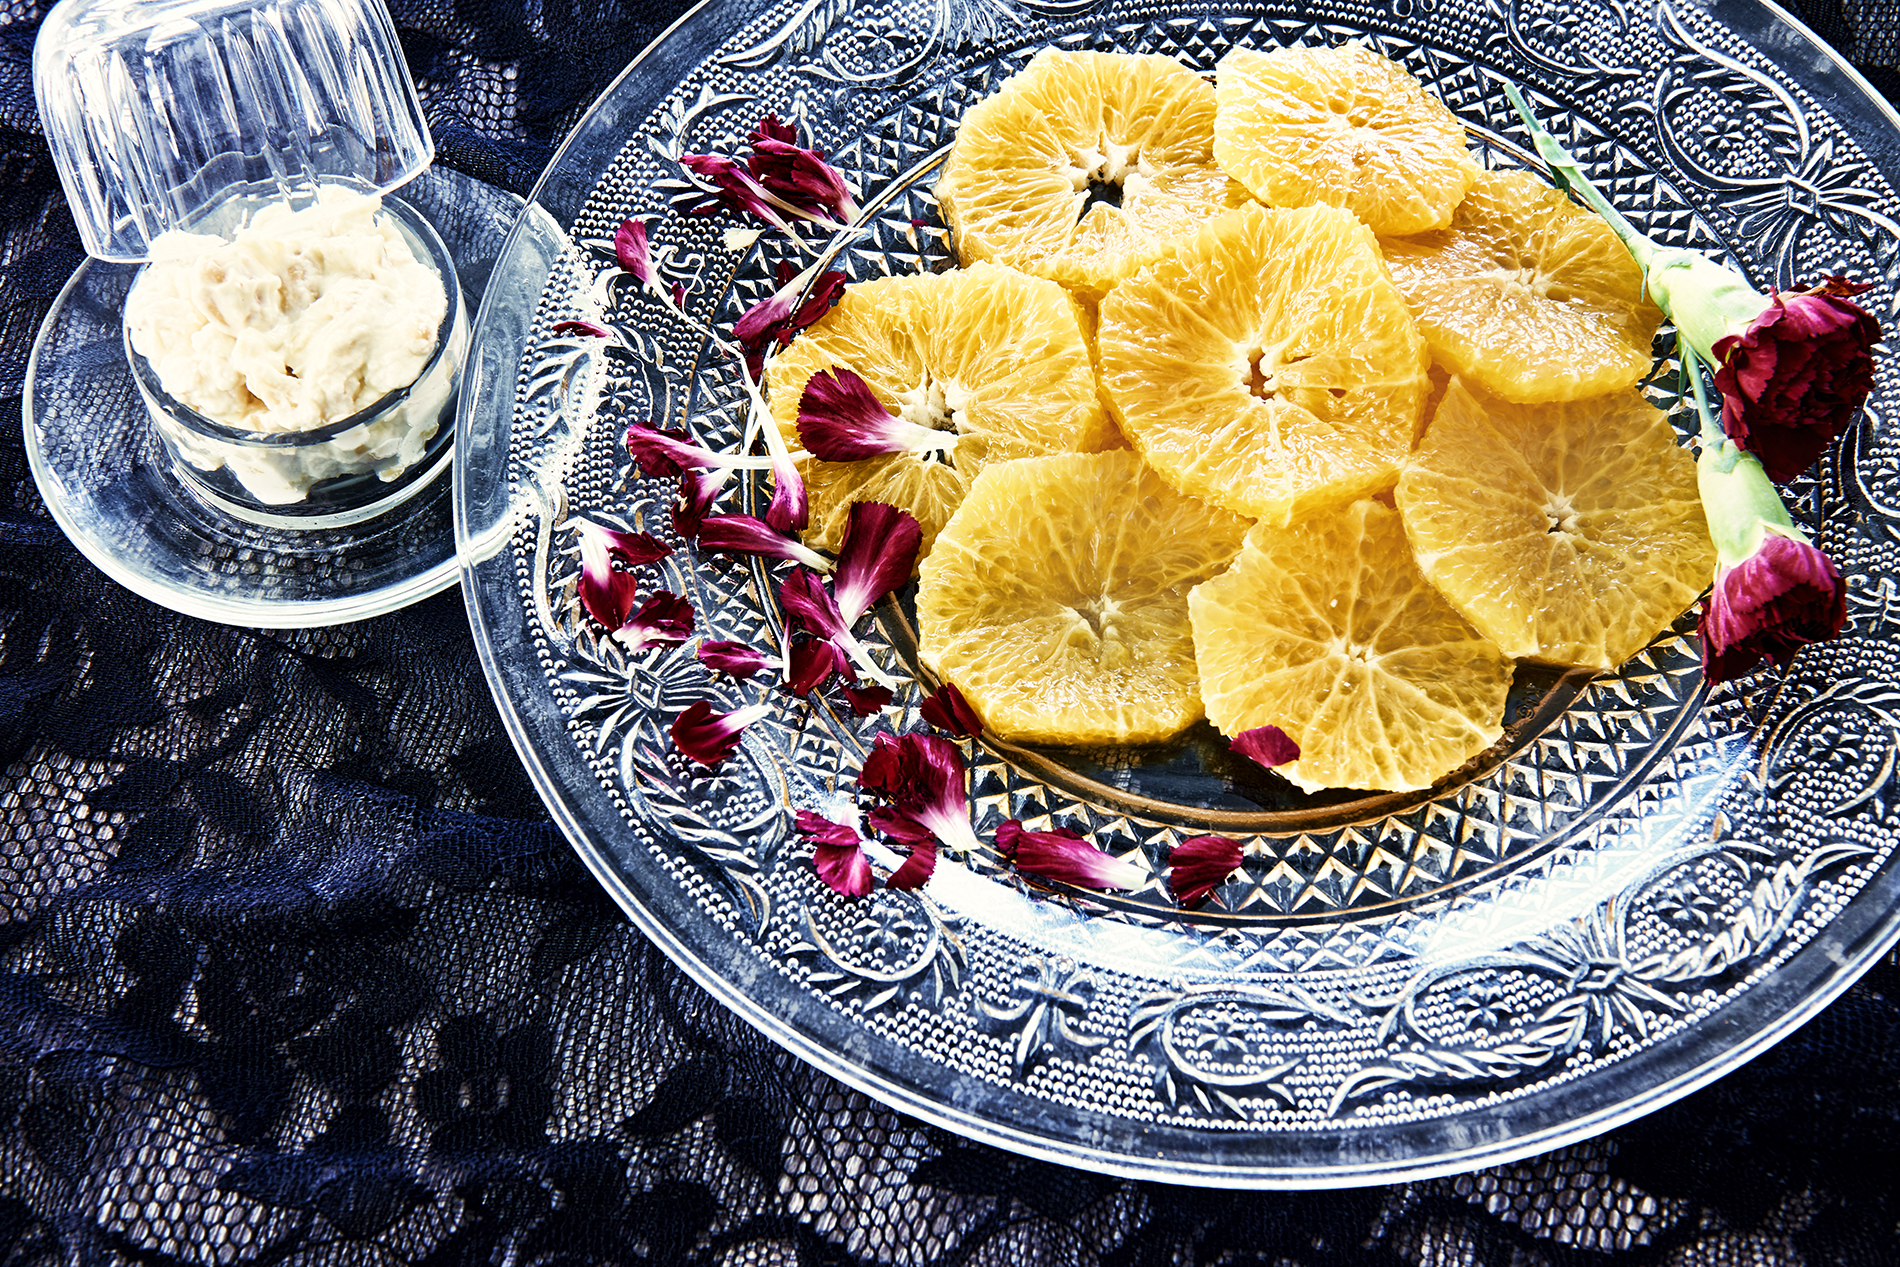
[1213,43,1479,236]
[1396,377,1714,670]
[1189,499,1512,792]
[934,48,1247,303]
[1096,201,1428,525]
[916,451,1250,745]
[765,261,1116,557]
[1380,167,1661,403]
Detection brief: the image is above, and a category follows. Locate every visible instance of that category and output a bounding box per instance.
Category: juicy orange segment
[765,261,1116,557]
[934,48,1248,303]
[1188,499,1512,792]
[1214,43,1479,235]
[1397,377,1714,669]
[1380,167,1662,403]
[917,451,1250,745]
[1096,201,1429,525]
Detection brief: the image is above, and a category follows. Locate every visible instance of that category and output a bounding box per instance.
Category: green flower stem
[1682,344,1804,565]
[1502,81,1771,361]
[1501,82,1654,268]
[1678,344,1726,450]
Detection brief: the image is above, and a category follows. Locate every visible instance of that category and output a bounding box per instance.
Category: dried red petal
[833,501,921,624]
[700,640,768,677]
[1166,835,1243,909]
[797,810,871,898]
[614,591,695,652]
[671,699,771,766]
[920,681,982,738]
[1231,725,1299,770]
[553,319,612,338]
[796,368,957,462]
[995,820,1144,891]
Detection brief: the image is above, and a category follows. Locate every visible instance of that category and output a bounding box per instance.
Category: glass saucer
[25,165,521,628]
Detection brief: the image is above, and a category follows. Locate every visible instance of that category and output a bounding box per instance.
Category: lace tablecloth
[3,0,1899,1262]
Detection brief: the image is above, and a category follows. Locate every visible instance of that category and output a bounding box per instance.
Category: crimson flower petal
[734,269,848,378]
[1166,834,1243,909]
[786,638,848,695]
[1713,277,1880,482]
[886,839,937,891]
[573,518,669,630]
[865,807,938,890]
[745,115,859,223]
[797,810,871,898]
[833,501,921,624]
[614,217,654,285]
[765,447,809,533]
[858,732,982,854]
[697,514,830,571]
[920,681,982,738]
[1699,530,1846,684]
[865,805,933,844]
[673,470,724,539]
[671,699,772,766]
[700,640,768,677]
[626,423,719,478]
[843,682,893,716]
[614,591,695,652]
[680,155,793,232]
[553,319,612,338]
[780,567,845,640]
[995,820,1144,891]
[797,369,956,461]
[1231,725,1299,770]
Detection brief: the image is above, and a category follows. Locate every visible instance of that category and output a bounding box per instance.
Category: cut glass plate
[456,0,1900,1184]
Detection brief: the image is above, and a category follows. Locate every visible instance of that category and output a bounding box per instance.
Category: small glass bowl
[123,189,467,529]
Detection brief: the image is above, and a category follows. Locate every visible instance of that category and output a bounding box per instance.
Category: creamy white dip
[124,187,458,505]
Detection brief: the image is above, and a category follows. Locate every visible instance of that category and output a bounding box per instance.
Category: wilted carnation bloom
[1658,269,1879,482]
[1696,440,1846,684]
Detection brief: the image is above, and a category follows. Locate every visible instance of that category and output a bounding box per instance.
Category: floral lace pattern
[3,0,1900,1261]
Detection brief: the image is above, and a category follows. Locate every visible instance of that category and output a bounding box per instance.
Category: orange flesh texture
[1097,201,1429,526]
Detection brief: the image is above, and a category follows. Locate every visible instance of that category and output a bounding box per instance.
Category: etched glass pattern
[455,0,1900,1183]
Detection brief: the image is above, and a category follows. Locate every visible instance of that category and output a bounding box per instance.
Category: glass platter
[456,0,1900,1185]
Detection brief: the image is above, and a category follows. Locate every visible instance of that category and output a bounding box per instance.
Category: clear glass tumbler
[34,0,434,262]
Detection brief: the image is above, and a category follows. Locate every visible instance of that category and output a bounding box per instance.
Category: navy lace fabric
[3,1,1899,1263]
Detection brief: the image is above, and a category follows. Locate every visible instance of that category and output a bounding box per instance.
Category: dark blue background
[2,1,1896,1262]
